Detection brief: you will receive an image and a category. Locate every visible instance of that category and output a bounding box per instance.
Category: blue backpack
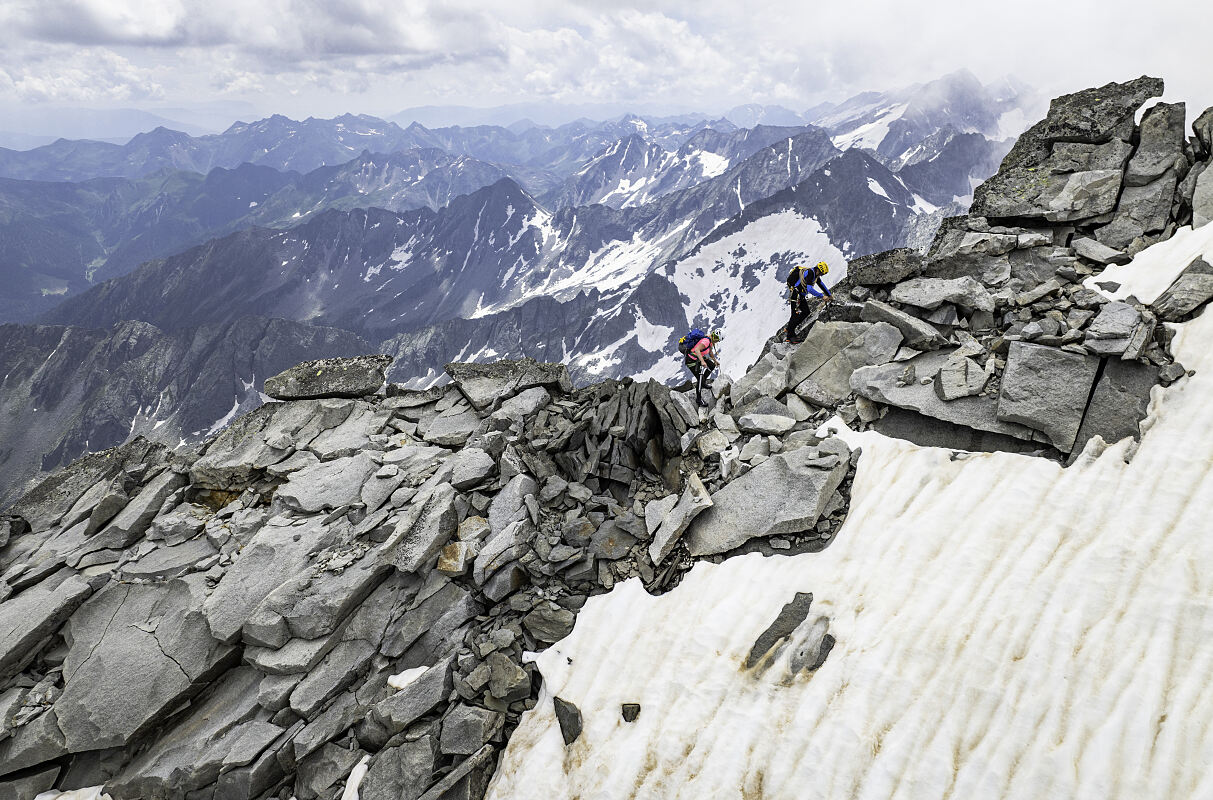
[677,328,707,356]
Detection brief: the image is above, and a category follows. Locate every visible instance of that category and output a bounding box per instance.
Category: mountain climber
[678,328,722,406]
[782,261,833,344]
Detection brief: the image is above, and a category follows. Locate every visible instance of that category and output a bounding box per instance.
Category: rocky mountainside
[5,70,1213,793]
[0,317,372,508]
[0,151,537,324]
[542,125,834,209]
[4,75,1213,800]
[1,122,951,504]
[40,142,924,344]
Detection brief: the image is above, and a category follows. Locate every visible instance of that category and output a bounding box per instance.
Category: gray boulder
[120,537,218,580]
[275,452,379,513]
[1193,163,1213,229]
[440,705,504,756]
[448,447,496,489]
[1195,106,1213,157]
[56,574,235,751]
[0,568,92,682]
[296,744,366,800]
[553,697,583,746]
[1070,360,1159,458]
[1071,236,1131,266]
[490,386,552,425]
[685,445,850,556]
[485,652,530,702]
[782,322,872,389]
[736,413,795,435]
[851,350,1038,442]
[1153,257,1213,320]
[1094,169,1179,250]
[996,342,1100,452]
[422,408,481,448]
[104,667,269,798]
[1124,102,1186,186]
[973,76,1164,221]
[846,248,922,285]
[387,483,458,574]
[204,515,336,644]
[1084,302,1153,357]
[890,277,995,312]
[523,601,576,643]
[0,764,58,798]
[488,474,538,535]
[745,591,815,668]
[363,657,453,746]
[648,474,713,566]
[445,358,572,411]
[264,355,392,400]
[794,322,902,407]
[860,300,947,350]
[984,75,1162,174]
[360,736,437,800]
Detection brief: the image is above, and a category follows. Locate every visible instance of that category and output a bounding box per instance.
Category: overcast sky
[1,0,1211,128]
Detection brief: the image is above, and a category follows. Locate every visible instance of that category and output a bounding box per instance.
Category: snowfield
[486,239,1213,798]
[669,210,845,379]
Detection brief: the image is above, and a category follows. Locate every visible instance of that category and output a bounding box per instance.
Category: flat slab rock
[264,355,392,400]
[996,341,1100,453]
[685,443,850,557]
[445,358,572,411]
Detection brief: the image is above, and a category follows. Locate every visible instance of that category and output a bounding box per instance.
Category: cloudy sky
[1,0,1210,130]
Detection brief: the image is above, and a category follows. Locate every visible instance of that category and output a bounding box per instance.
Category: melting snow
[1084,223,1213,304]
[205,396,241,437]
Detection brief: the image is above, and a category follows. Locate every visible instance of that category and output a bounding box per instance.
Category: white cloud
[0,47,164,103]
[0,0,1210,121]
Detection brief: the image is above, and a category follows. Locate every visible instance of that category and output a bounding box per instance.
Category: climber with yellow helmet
[782,261,833,344]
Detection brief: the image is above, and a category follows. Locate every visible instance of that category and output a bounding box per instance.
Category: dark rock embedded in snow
[1153,258,1213,321]
[621,703,641,723]
[745,591,815,669]
[553,696,584,746]
[264,354,393,399]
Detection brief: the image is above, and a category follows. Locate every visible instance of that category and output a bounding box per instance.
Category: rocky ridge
[793,76,1213,461]
[0,350,854,799]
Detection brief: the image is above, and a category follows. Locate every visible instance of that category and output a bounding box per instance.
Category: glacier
[484,236,1213,799]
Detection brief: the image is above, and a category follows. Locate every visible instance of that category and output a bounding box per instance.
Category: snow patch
[831,103,908,151]
[669,210,844,379]
[1084,223,1213,304]
[866,177,891,201]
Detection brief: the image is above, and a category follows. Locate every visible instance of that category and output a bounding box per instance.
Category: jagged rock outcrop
[819,75,1212,459]
[0,352,861,799]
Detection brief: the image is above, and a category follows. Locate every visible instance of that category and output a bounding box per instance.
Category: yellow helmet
[816,261,830,275]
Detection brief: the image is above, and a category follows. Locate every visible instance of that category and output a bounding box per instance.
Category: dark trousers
[786,297,811,340]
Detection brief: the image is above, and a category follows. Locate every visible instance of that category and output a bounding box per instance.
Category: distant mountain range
[0,70,1034,504]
